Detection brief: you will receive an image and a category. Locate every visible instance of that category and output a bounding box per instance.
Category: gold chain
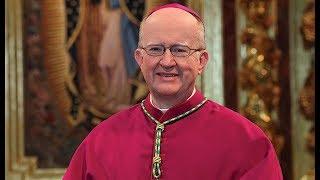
[141,98,207,179]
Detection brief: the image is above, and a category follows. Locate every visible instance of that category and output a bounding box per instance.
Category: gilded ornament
[243,93,270,123]
[300,169,315,180]
[299,70,314,120]
[239,0,272,27]
[300,0,314,49]
[305,125,314,154]
[299,1,315,178]
[240,53,272,90]
[239,0,283,156]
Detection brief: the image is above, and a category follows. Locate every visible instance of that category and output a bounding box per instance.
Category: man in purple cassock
[63,3,283,180]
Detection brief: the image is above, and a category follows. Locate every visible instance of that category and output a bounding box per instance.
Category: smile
[156,73,179,77]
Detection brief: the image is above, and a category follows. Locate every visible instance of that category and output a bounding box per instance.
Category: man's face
[135,8,208,101]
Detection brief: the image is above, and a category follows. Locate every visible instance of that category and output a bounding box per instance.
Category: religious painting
[24,0,203,169]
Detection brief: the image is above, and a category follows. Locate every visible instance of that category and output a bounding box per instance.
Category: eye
[171,46,188,53]
[147,46,164,52]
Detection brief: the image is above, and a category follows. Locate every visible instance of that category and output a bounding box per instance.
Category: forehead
[140,8,200,45]
[145,7,199,24]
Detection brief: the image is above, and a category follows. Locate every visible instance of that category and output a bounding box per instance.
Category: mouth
[156,72,179,77]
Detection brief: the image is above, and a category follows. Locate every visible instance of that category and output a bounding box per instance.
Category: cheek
[180,61,200,77]
[140,61,157,79]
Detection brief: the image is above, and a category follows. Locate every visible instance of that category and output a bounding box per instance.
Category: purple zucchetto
[145,3,203,23]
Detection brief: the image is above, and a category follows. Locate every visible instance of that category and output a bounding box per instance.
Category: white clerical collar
[150,88,196,113]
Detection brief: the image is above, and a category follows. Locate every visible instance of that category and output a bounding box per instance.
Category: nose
[159,48,176,68]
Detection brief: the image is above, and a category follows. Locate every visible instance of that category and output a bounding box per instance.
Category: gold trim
[66,0,86,49]
[41,0,81,127]
[119,0,140,25]
[5,0,65,179]
[141,98,207,179]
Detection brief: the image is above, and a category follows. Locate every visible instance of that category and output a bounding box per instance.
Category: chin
[152,86,181,97]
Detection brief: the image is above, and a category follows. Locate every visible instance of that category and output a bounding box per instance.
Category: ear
[198,50,209,74]
[134,48,144,66]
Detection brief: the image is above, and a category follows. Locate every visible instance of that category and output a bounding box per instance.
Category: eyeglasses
[139,44,204,57]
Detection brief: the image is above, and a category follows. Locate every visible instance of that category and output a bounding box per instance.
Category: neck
[151,87,196,109]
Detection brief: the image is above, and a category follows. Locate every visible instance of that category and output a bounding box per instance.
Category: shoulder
[204,100,249,123]
[99,103,141,126]
[204,99,273,151]
[204,100,268,142]
[84,104,142,141]
[203,101,281,178]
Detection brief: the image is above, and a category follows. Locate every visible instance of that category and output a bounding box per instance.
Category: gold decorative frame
[5,0,65,179]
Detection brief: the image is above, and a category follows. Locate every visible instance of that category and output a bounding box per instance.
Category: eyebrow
[145,42,189,47]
